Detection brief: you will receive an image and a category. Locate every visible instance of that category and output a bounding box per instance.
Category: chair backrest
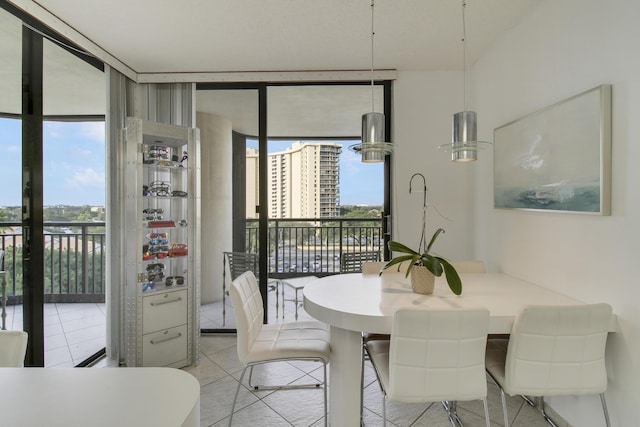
[341,251,380,273]
[387,308,489,402]
[0,330,28,367]
[449,260,486,273]
[363,261,411,276]
[362,261,385,275]
[224,252,259,280]
[228,271,264,365]
[504,303,612,397]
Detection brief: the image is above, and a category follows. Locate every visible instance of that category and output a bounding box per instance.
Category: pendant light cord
[462,0,468,112]
[370,0,375,112]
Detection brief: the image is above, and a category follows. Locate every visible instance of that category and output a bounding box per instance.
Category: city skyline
[249,139,384,207]
[0,118,384,208]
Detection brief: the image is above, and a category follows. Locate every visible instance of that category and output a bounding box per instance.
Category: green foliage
[1,244,105,297]
[339,205,382,219]
[381,228,462,295]
[1,206,106,298]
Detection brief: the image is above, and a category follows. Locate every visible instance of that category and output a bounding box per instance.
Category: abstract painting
[494,85,611,215]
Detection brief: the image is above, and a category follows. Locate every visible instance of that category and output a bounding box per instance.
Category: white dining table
[303,272,616,426]
[0,367,200,427]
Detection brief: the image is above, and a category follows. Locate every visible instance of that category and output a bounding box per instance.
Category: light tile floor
[4,290,567,426]
[187,298,568,427]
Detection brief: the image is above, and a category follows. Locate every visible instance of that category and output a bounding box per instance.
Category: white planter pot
[410,265,435,295]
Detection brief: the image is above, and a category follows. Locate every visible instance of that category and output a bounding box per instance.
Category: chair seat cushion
[247,320,330,364]
[365,339,391,392]
[485,338,509,389]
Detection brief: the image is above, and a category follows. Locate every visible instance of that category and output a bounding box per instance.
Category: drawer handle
[150,331,182,345]
[150,296,182,306]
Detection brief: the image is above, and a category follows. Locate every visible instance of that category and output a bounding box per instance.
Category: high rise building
[245,142,341,219]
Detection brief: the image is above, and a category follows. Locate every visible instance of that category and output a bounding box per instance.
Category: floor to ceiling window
[196,81,391,332]
[0,3,105,366]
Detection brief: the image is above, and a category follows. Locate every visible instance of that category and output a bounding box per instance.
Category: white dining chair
[450,260,486,273]
[0,330,28,367]
[366,307,491,427]
[362,261,385,275]
[485,303,613,427]
[227,271,330,426]
[341,251,381,273]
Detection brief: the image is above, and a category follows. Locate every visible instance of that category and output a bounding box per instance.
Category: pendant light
[350,0,393,163]
[440,0,490,162]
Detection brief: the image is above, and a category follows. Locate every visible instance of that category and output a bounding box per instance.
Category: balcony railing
[244,217,384,278]
[0,216,384,303]
[0,221,106,304]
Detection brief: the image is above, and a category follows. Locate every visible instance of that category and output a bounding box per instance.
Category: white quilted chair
[450,260,486,274]
[228,271,330,426]
[0,330,28,367]
[485,303,613,427]
[366,307,491,427]
[362,261,391,275]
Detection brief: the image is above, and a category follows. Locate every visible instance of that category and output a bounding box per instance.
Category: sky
[0,117,383,207]
[0,118,106,207]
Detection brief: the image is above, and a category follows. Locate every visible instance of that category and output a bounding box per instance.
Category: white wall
[468,0,639,425]
[392,71,476,260]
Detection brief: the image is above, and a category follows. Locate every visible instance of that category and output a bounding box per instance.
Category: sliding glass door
[196,82,392,330]
[0,3,105,366]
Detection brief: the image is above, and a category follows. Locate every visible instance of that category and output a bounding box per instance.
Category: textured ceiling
[30,0,538,74]
[4,0,538,136]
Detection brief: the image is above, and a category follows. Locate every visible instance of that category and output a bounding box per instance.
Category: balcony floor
[3,302,107,367]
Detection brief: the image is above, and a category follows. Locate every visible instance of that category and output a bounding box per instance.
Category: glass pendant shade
[451,111,478,162]
[353,0,392,163]
[361,112,387,163]
[438,0,491,162]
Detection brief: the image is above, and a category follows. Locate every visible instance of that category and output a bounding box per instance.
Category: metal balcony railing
[0,222,106,304]
[1,217,384,303]
[243,217,384,278]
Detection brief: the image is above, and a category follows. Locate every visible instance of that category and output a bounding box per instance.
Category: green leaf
[438,257,462,295]
[421,253,443,276]
[380,255,415,277]
[387,241,420,256]
[426,228,445,252]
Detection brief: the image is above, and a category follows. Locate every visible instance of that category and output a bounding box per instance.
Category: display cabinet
[122,118,200,368]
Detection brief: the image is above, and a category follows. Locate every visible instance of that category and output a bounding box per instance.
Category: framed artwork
[494,85,611,215]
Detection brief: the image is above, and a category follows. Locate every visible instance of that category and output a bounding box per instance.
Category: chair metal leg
[322,362,328,427]
[247,361,322,390]
[539,396,558,427]
[382,394,387,427]
[360,350,365,425]
[1,272,7,330]
[222,256,227,326]
[499,388,510,427]
[228,365,248,426]
[482,398,491,427]
[442,401,463,426]
[234,360,327,426]
[294,288,300,320]
[600,392,611,427]
[487,369,510,427]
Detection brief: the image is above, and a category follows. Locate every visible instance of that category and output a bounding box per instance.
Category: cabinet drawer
[142,289,187,334]
[142,324,188,367]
